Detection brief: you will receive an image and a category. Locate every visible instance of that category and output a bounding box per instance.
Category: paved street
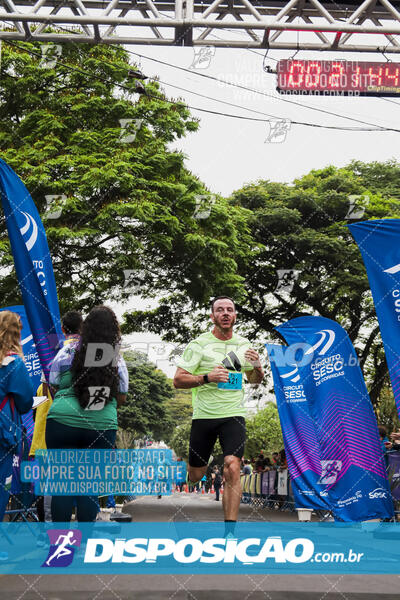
[1,492,399,599]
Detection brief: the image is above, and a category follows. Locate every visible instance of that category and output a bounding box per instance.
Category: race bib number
[218,372,242,390]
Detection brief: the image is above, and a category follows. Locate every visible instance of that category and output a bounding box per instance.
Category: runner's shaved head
[210,296,235,313]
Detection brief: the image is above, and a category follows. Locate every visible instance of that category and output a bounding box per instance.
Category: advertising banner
[349,219,400,417]
[276,315,393,522]
[0,159,63,380]
[267,344,330,510]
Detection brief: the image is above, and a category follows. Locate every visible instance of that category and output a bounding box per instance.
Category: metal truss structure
[2,0,400,51]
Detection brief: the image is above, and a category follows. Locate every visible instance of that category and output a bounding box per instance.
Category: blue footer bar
[1,522,399,574]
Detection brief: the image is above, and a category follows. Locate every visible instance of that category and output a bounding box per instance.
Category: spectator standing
[0,311,34,523]
[45,305,128,522]
[30,311,83,459]
[378,425,391,468]
[242,459,252,475]
[212,466,222,501]
[272,452,280,468]
[255,453,266,473]
[279,449,288,470]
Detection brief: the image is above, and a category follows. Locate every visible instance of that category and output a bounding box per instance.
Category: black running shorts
[188,416,246,468]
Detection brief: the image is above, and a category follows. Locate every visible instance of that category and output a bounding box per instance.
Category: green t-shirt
[47,369,118,431]
[177,331,253,419]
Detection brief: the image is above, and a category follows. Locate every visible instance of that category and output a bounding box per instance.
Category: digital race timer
[277,60,400,96]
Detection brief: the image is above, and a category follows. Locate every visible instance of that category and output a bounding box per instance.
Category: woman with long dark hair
[0,311,34,522]
[46,306,128,522]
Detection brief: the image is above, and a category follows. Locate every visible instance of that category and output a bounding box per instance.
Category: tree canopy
[127,160,400,403]
[118,351,174,442]
[245,403,283,459]
[166,387,193,434]
[0,39,249,316]
[1,38,399,405]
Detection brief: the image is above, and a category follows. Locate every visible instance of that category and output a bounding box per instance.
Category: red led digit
[288,62,304,88]
[278,59,400,94]
[368,66,383,86]
[305,62,321,88]
[385,66,399,87]
[328,62,344,88]
[353,66,361,88]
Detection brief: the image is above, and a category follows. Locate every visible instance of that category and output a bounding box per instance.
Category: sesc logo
[84,536,314,565]
[281,364,307,403]
[305,329,335,357]
[19,211,39,252]
[42,529,82,568]
[308,330,345,387]
[384,263,400,275]
[281,365,300,383]
[368,488,388,500]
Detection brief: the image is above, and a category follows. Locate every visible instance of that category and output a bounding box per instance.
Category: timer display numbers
[277,60,400,96]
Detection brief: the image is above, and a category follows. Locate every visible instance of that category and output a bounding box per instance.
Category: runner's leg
[222,455,241,520]
[219,417,245,521]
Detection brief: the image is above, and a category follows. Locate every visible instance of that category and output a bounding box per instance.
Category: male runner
[173,296,264,531]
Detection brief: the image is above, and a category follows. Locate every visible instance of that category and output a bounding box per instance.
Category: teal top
[47,341,129,431]
[47,369,118,431]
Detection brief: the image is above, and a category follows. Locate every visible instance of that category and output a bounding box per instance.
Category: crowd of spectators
[241,449,288,475]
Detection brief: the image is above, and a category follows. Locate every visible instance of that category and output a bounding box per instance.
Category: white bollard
[297,508,313,522]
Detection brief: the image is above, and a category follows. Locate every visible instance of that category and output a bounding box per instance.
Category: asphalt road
[1,492,399,599]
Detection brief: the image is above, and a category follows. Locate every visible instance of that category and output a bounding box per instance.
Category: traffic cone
[221,484,224,495]
[211,484,215,494]
[183,484,188,493]
[202,486,205,494]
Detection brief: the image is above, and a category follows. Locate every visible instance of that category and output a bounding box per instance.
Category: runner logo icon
[318,460,342,485]
[42,529,82,568]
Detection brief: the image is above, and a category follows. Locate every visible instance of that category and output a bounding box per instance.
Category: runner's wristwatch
[203,374,209,384]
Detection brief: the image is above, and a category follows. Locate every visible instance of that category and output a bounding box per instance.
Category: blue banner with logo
[0,160,63,380]
[349,219,400,419]
[1,522,400,574]
[276,316,393,522]
[266,344,330,511]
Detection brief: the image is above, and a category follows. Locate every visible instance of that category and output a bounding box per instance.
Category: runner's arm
[117,356,128,406]
[245,367,264,384]
[173,367,206,389]
[173,366,230,388]
[244,348,264,384]
[116,393,126,407]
